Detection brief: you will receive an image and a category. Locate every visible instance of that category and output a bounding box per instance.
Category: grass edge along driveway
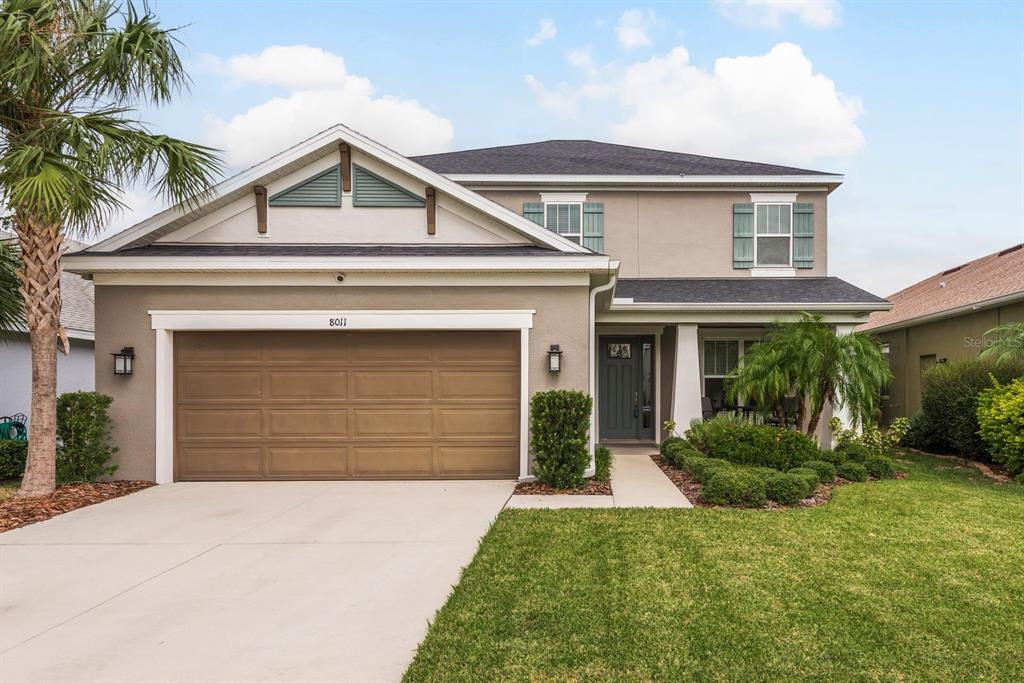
[405,452,1024,682]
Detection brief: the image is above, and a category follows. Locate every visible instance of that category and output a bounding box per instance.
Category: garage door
[174,331,520,480]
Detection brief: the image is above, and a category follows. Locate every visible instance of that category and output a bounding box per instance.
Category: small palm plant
[0,226,23,339]
[1,0,222,497]
[980,323,1024,366]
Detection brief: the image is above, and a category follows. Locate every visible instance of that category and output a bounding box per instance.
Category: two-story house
[64,125,889,484]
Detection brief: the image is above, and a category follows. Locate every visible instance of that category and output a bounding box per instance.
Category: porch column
[671,324,703,431]
[828,323,858,446]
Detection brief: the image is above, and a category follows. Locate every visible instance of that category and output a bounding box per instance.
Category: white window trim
[540,192,588,203]
[543,201,584,245]
[753,202,794,268]
[150,309,535,485]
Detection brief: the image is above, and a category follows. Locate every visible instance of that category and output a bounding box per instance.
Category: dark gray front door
[599,336,655,441]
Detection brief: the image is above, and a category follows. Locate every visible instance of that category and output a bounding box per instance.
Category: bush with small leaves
[530,390,593,489]
[594,446,613,482]
[836,442,873,464]
[663,439,700,468]
[660,436,686,456]
[765,472,812,505]
[803,460,837,483]
[787,467,820,493]
[817,449,847,467]
[702,468,767,507]
[689,457,734,484]
[0,440,27,480]
[837,461,868,482]
[864,454,897,480]
[56,392,118,483]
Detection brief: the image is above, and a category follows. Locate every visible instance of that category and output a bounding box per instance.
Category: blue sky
[122,0,1024,296]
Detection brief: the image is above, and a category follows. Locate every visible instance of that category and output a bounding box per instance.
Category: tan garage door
[174,331,520,481]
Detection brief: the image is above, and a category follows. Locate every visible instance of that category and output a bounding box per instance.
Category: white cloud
[527,18,557,46]
[716,0,842,29]
[527,42,863,165]
[616,9,657,49]
[201,45,454,168]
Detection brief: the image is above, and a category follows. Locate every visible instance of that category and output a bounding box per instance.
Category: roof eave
[609,300,891,313]
[444,173,844,188]
[860,290,1024,334]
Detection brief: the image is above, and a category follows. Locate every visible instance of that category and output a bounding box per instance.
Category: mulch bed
[651,454,851,509]
[0,481,155,533]
[514,479,612,495]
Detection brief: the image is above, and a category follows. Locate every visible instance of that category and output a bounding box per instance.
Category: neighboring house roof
[614,277,888,308]
[87,244,573,258]
[412,140,834,177]
[859,243,1024,333]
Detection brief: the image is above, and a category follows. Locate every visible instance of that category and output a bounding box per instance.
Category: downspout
[586,262,619,476]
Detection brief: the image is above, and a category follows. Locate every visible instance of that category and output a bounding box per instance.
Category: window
[703,340,759,409]
[755,203,793,267]
[544,203,582,244]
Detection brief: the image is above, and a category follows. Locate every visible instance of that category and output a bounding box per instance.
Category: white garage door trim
[150,310,535,484]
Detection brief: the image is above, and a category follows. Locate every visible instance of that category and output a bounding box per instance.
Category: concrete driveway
[0,480,514,682]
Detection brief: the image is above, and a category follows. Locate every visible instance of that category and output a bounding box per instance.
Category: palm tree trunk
[14,218,65,498]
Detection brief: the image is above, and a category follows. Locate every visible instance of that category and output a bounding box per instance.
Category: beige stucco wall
[875,300,1024,420]
[95,284,591,481]
[476,189,829,278]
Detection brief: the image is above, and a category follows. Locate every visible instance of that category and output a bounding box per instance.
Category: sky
[111,0,1024,297]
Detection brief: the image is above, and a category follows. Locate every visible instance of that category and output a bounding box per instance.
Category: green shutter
[523,202,544,225]
[582,203,604,252]
[733,203,754,269]
[352,165,425,207]
[268,166,341,206]
[793,203,814,269]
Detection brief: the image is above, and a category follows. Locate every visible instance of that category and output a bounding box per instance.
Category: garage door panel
[263,333,352,363]
[438,408,519,437]
[353,409,432,437]
[267,409,348,437]
[439,371,519,400]
[349,334,434,363]
[175,333,263,364]
[179,409,262,438]
[180,371,262,401]
[178,446,263,478]
[267,371,348,399]
[436,332,518,363]
[352,371,432,400]
[267,447,349,476]
[352,447,434,476]
[439,447,518,476]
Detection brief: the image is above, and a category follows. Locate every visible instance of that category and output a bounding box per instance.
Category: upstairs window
[544,203,582,244]
[754,203,793,267]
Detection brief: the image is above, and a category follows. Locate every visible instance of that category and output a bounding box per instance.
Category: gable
[269,166,341,206]
[352,165,425,207]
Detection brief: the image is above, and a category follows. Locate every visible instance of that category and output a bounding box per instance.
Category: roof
[87,244,574,258]
[859,243,1024,332]
[412,140,834,177]
[614,277,888,306]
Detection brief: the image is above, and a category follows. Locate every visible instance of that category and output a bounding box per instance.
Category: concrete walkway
[505,445,692,509]
[0,480,514,683]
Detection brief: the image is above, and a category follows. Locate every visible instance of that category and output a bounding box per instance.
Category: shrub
[594,446,613,482]
[689,457,734,484]
[663,439,700,468]
[0,440,27,480]
[817,449,847,467]
[904,359,1024,460]
[56,391,118,483]
[976,377,1024,475]
[864,455,897,480]
[660,435,686,456]
[836,442,873,464]
[803,459,837,483]
[787,467,820,492]
[765,472,812,504]
[702,468,767,507]
[837,461,868,482]
[529,390,593,488]
[830,416,910,458]
[686,416,819,470]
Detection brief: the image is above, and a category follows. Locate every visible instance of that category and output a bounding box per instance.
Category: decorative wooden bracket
[425,187,436,236]
[254,185,268,234]
[339,142,352,193]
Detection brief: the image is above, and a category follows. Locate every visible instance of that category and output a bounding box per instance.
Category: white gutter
[587,262,620,473]
[860,290,1024,334]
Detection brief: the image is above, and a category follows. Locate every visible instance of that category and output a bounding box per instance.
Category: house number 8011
[329,317,348,327]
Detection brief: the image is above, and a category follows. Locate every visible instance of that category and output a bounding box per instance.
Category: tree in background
[0,0,221,497]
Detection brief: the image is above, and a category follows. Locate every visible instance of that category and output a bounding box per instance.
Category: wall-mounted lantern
[112,347,134,375]
[547,344,563,373]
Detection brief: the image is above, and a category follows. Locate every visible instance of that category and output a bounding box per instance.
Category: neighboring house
[859,243,1024,421]
[0,232,96,422]
[63,125,889,484]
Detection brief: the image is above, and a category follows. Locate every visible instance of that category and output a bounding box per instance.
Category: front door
[599,336,655,441]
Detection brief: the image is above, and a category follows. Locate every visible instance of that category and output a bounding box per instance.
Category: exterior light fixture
[112,347,134,375]
[547,344,563,373]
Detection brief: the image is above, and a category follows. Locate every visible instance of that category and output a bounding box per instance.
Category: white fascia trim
[445,174,844,186]
[149,309,536,331]
[750,193,798,203]
[540,192,588,203]
[598,310,876,325]
[609,301,892,312]
[91,125,589,254]
[63,254,613,274]
[860,290,1024,335]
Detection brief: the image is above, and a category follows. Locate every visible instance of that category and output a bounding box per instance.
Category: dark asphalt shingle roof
[80,244,577,257]
[412,140,833,176]
[615,278,888,305]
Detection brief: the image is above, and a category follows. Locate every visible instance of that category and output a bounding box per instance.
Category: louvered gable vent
[353,165,425,207]
[269,166,342,207]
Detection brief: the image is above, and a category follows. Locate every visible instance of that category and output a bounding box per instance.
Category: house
[859,243,1024,421]
[63,125,889,484]
[0,231,95,423]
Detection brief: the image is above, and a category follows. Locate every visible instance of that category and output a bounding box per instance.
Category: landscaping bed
[514,479,612,496]
[0,481,154,532]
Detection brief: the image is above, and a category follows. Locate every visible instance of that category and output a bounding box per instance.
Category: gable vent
[269,166,341,207]
[353,165,425,207]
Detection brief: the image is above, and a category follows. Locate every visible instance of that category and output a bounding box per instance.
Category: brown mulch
[514,479,612,495]
[651,454,857,509]
[900,448,1015,484]
[0,481,155,533]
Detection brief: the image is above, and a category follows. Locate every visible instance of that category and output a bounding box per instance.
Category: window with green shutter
[524,201,604,249]
[582,203,604,252]
[793,203,814,269]
[733,203,754,269]
[523,202,544,225]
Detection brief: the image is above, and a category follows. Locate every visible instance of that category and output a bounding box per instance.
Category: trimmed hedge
[864,455,897,480]
[56,391,119,483]
[765,472,812,505]
[0,440,27,480]
[788,467,820,493]
[660,436,686,456]
[530,390,593,488]
[686,417,819,470]
[594,446,613,482]
[663,439,700,468]
[837,461,868,482]
[817,449,847,467]
[836,442,873,464]
[803,459,837,483]
[702,468,767,507]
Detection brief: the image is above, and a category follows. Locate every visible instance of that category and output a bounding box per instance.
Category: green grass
[405,452,1024,682]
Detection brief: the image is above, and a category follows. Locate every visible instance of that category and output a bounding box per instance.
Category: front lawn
[405,452,1024,682]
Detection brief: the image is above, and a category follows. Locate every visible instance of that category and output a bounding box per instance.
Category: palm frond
[980,323,1024,365]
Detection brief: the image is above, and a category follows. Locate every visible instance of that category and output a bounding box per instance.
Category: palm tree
[0,222,24,338]
[0,0,222,497]
[980,323,1024,366]
[728,313,892,437]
